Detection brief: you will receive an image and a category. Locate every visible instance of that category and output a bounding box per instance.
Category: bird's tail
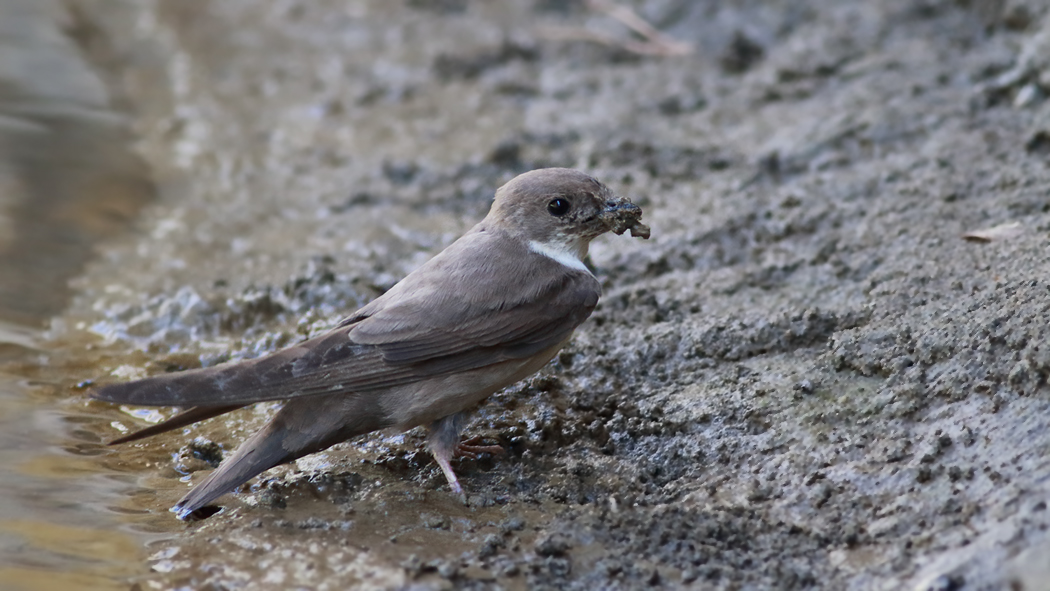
[173,418,294,519]
[109,405,245,445]
[172,392,389,519]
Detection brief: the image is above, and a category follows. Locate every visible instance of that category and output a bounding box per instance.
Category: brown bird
[93,168,650,519]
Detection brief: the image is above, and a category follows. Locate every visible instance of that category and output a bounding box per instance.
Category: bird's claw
[455,435,505,460]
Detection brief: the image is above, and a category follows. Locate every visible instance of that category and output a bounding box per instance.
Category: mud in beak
[602,197,651,239]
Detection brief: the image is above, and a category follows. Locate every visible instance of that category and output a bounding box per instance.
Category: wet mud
[12,0,1050,589]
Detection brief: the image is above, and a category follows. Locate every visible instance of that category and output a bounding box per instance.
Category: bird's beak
[601,197,650,239]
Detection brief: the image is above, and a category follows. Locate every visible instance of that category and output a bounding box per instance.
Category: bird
[93,167,650,519]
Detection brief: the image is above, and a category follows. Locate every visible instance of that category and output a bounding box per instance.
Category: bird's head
[486,168,649,262]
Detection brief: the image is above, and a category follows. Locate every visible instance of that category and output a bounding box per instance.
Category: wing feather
[93,230,600,408]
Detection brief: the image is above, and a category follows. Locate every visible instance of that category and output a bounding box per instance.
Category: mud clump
[173,437,224,474]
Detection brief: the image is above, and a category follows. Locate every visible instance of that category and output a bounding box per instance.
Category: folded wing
[93,231,600,408]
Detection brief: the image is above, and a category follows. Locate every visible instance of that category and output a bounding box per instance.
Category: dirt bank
[63,0,1050,589]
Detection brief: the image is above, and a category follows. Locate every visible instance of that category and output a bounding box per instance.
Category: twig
[539,0,692,57]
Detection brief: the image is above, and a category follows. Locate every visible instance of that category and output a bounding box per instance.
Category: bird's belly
[384,338,570,430]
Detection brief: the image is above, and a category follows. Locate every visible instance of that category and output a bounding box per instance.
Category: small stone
[297,517,329,529]
[793,379,814,394]
[501,517,525,533]
[497,561,520,577]
[478,534,503,559]
[535,534,571,557]
[436,561,458,579]
[421,513,448,529]
[546,557,571,577]
[926,574,963,591]
[936,434,952,450]
[257,489,286,510]
[173,437,224,473]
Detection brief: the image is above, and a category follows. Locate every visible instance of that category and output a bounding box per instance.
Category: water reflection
[0,375,160,590]
[0,0,159,589]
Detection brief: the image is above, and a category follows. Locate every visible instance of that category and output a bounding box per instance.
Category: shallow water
[0,368,147,591]
[0,1,160,588]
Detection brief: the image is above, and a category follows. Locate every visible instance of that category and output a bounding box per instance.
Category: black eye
[547,198,571,216]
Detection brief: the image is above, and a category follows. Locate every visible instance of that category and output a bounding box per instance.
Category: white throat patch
[528,240,592,275]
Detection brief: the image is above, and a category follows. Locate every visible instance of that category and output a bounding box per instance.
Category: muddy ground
[33,0,1050,588]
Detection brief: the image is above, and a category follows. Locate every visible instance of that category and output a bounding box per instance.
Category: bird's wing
[106,404,246,444]
[93,231,600,408]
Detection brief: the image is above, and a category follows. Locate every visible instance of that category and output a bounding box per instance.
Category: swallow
[93,167,650,519]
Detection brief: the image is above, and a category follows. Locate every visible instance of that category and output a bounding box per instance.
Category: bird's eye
[547,198,571,217]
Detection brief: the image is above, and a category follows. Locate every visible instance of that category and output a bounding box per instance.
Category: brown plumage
[93,168,649,519]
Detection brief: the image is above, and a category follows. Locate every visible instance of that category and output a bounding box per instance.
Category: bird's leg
[427,413,466,494]
[428,414,507,491]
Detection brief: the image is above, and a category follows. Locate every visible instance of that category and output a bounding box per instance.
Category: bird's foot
[455,435,505,459]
